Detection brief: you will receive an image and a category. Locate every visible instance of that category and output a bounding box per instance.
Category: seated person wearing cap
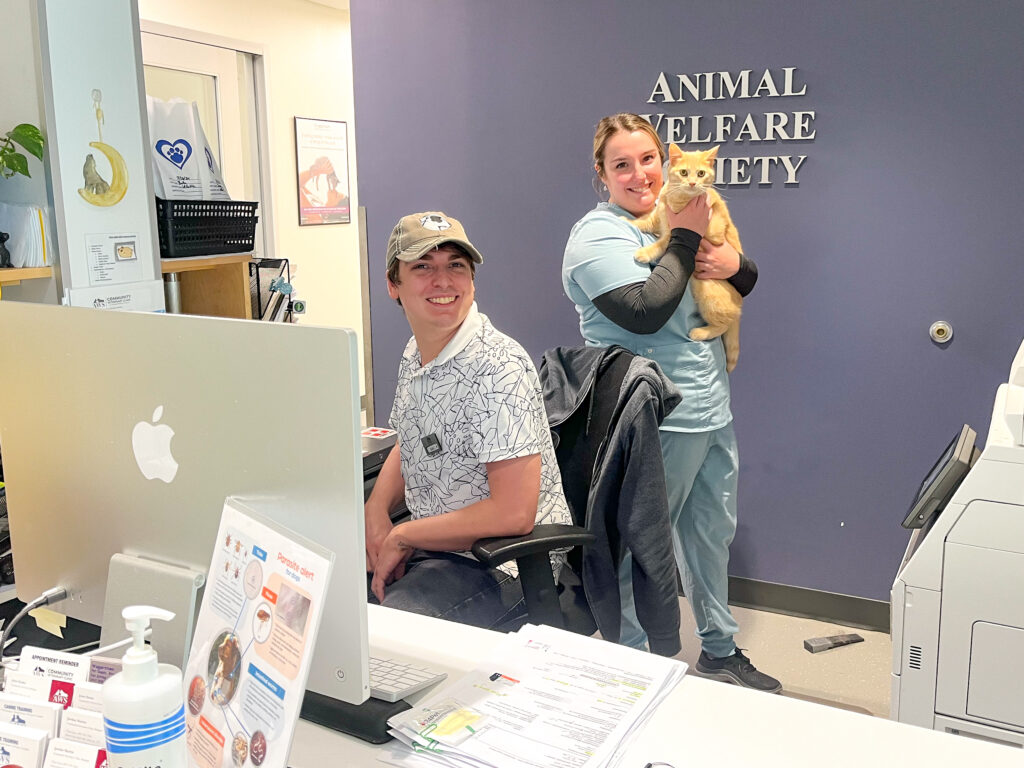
[365,211,570,630]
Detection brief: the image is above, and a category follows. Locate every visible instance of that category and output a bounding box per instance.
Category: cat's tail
[690,321,740,372]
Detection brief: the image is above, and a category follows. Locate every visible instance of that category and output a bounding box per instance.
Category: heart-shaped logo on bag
[156,139,193,170]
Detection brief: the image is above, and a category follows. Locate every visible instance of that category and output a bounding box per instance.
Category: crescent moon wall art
[78,89,128,207]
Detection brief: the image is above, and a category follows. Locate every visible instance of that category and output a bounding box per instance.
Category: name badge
[421,433,442,456]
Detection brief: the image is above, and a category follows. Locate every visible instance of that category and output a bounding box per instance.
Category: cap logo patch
[420,214,452,232]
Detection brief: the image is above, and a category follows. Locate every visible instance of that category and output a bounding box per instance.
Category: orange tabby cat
[632,143,743,372]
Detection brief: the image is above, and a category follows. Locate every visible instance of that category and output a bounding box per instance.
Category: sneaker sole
[693,665,783,694]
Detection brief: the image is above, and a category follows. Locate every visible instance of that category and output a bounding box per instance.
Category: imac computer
[0,301,370,708]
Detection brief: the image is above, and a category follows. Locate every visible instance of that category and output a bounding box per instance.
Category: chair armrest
[471,524,594,568]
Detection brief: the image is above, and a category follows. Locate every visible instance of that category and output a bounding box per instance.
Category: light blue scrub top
[562,202,732,433]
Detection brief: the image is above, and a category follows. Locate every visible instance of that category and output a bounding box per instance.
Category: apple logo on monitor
[132,405,179,483]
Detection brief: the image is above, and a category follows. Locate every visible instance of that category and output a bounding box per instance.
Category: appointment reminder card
[183,498,334,768]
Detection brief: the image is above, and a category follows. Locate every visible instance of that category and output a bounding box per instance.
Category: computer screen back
[0,301,369,705]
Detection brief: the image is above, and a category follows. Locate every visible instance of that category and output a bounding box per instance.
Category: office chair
[472,347,636,634]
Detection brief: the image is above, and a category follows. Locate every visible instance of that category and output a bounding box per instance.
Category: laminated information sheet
[182,499,334,768]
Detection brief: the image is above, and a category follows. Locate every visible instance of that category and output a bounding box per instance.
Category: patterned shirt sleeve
[467,349,547,464]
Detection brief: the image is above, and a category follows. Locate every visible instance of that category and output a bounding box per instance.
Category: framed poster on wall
[295,117,350,225]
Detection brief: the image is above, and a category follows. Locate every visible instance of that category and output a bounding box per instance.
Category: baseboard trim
[724,576,890,633]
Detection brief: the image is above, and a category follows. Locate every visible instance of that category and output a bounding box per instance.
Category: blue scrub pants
[619,424,740,658]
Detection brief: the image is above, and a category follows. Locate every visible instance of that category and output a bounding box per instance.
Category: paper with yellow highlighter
[383,623,687,768]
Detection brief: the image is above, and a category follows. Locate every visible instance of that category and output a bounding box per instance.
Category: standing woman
[562,113,780,693]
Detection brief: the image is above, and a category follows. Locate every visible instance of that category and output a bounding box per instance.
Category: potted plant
[1,123,44,179]
[0,123,45,267]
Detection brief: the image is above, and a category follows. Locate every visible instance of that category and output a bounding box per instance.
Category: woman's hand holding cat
[667,193,712,237]
[695,239,740,280]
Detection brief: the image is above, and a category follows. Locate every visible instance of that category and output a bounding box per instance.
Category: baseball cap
[386,212,484,270]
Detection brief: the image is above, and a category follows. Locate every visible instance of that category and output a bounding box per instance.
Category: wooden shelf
[0,266,53,286]
[160,252,252,275]
[161,253,252,319]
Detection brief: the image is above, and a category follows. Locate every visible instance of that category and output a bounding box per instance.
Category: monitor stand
[99,553,205,668]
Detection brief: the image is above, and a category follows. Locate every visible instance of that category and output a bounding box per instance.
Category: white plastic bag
[0,201,52,268]
[146,96,231,200]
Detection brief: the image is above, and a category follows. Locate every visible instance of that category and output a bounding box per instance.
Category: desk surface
[289,605,1021,767]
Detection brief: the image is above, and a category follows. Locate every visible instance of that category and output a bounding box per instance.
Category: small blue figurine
[269,276,293,295]
[0,232,11,269]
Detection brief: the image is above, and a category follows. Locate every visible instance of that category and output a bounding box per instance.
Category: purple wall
[351,0,1024,601]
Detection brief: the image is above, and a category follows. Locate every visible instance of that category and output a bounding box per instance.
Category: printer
[891,339,1024,747]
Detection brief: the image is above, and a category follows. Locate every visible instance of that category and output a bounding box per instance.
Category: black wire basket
[155,198,259,258]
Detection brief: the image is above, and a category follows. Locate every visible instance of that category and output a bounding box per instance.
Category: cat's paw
[690,324,727,342]
[689,326,713,341]
[634,246,657,263]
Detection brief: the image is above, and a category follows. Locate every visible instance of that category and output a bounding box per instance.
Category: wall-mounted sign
[642,66,813,186]
[294,117,351,226]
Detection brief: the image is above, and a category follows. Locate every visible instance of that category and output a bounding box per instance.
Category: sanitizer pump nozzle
[120,606,174,684]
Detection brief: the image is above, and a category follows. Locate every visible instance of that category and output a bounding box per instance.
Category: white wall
[137,0,364,379]
[0,0,58,303]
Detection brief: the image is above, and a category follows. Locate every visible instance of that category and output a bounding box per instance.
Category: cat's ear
[668,143,684,160]
[704,145,720,163]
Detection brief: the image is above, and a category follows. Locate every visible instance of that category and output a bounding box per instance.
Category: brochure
[182,498,334,768]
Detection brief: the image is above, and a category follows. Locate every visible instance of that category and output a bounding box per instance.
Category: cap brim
[392,236,483,265]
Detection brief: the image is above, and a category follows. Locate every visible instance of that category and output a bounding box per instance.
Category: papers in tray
[379,623,687,768]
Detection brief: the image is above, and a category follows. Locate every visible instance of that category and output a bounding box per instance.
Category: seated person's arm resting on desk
[367,453,541,601]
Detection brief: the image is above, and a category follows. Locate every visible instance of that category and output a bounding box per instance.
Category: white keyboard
[369,655,447,703]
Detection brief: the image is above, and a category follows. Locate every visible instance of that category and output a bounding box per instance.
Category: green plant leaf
[4,152,31,178]
[9,123,44,161]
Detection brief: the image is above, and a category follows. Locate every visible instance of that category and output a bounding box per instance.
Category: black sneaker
[695,649,782,693]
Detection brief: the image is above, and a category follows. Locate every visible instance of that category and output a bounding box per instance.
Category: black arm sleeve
[727,253,758,297]
[591,228,701,335]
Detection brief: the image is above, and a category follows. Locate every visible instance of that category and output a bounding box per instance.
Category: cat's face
[665,144,719,198]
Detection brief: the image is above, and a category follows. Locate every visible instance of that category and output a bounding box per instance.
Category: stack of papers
[379,623,687,768]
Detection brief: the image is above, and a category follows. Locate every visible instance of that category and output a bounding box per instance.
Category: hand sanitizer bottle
[102,606,187,768]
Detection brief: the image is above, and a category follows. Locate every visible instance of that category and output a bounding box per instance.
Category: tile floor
[673,601,892,717]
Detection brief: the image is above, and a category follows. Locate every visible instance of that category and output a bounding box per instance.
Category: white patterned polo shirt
[389,303,570,577]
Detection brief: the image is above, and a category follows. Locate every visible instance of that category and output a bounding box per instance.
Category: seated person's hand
[370,526,415,601]
[365,503,394,573]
